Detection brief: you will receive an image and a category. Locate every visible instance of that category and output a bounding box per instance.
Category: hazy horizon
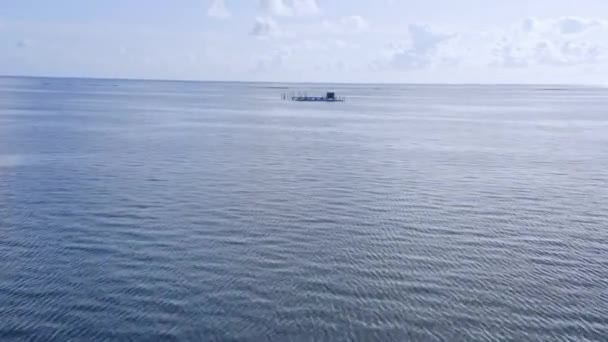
[1,74,607,87]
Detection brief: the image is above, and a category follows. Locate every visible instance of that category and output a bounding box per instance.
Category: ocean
[1,77,607,341]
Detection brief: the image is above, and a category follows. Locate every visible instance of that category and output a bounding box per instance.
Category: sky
[1,0,608,83]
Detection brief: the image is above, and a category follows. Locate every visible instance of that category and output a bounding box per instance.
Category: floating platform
[282,92,345,102]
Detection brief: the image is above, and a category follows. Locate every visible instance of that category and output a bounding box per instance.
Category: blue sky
[2,0,608,83]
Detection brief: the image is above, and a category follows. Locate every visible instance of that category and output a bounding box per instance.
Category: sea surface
[1,77,607,341]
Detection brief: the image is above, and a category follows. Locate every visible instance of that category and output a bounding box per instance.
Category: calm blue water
[1,77,607,341]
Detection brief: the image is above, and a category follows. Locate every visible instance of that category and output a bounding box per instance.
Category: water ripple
[1,78,607,340]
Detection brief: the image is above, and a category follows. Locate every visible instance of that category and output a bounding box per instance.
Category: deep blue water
[1,77,607,341]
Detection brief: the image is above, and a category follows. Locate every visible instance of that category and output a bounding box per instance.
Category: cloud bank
[370,16,608,73]
[492,17,607,68]
[5,0,608,84]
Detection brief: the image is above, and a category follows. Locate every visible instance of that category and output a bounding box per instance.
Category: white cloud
[555,17,604,35]
[521,18,536,33]
[323,16,370,34]
[251,17,280,37]
[259,0,319,17]
[373,16,608,73]
[491,39,529,68]
[207,0,230,18]
[491,17,607,68]
[387,24,456,69]
[518,16,605,36]
[338,16,369,32]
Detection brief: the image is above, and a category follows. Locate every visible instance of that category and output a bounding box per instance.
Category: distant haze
[1,0,608,84]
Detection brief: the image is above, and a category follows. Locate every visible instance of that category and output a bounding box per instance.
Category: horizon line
[0,74,604,88]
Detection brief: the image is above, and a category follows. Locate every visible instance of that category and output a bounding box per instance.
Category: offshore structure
[281,92,345,102]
